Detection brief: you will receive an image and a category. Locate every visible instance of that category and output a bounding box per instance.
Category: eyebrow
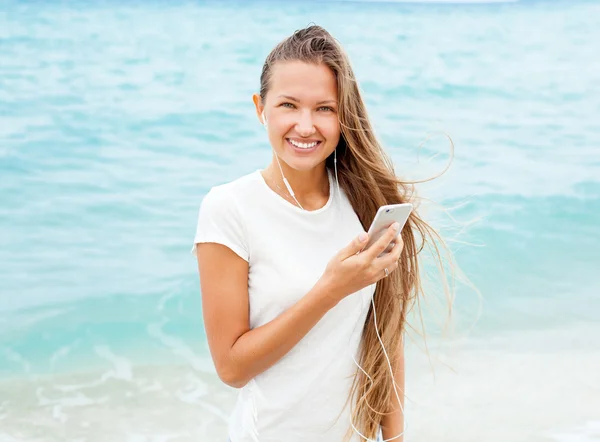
[276,95,337,106]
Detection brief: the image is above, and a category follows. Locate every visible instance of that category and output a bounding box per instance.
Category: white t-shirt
[193,168,376,442]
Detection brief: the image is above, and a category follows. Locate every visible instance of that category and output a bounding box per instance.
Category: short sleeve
[190,188,249,261]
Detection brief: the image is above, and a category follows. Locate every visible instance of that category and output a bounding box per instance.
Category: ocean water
[1,0,599,441]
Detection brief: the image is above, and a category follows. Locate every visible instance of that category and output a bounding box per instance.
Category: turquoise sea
[1,0,599,441]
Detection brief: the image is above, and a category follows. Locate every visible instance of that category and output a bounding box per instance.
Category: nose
[295,111,316,137]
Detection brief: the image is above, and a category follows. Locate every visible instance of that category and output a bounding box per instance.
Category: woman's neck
[263,160,330,210]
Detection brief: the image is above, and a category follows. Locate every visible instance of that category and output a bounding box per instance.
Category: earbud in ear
[261,111,267,127]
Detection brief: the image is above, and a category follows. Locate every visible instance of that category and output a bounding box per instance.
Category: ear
[252,93,265,125]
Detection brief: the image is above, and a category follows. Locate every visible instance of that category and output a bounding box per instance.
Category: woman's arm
[380,337,405,441]
[196,242,338,388]
[196,224,402,389]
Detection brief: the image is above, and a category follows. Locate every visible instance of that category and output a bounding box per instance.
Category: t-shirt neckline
[255,168,335,215]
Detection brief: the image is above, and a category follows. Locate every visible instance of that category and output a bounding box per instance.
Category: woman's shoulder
[206,169,260,199]
[192,171,258,257]
[200,169,262,213]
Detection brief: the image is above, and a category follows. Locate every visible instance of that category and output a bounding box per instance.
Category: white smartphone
[363,203,413,253]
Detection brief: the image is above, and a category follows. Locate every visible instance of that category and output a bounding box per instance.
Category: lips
[286,138,322,153]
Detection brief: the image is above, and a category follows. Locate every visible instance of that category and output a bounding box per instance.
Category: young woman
[193,25,450,442]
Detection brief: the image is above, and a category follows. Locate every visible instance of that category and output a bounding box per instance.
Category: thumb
[339,232,368,260]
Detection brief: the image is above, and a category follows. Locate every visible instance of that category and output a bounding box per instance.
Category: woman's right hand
[317,222,404,305]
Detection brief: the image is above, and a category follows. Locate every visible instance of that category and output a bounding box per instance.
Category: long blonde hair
[260,25,457,441]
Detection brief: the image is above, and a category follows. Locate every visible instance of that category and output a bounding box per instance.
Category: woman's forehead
[268,61,337,101]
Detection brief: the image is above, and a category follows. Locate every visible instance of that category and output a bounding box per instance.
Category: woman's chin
[277,142,332,171]
[280,156,327,172]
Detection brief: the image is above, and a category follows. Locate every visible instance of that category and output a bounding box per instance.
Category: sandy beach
[1,324,598,442]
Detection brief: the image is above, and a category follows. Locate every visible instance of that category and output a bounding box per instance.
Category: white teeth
[289,139,318,149]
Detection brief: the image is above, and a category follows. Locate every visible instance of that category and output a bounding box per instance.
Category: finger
[364,222,400,261]
[338,231,369,260]
[391,236,405,258]
[372,258,399,283]
[375,236,403,267]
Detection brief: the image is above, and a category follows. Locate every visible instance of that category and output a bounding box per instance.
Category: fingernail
[391,222,400,231]
[359,232,368,242]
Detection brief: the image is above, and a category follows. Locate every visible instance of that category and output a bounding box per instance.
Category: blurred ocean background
[1,0,599,441]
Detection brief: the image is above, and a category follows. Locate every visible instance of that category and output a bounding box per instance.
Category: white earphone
[262,110,305,207]
[260,111,403,440]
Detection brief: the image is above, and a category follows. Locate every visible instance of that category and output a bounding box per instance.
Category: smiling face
[255,61,341,172]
